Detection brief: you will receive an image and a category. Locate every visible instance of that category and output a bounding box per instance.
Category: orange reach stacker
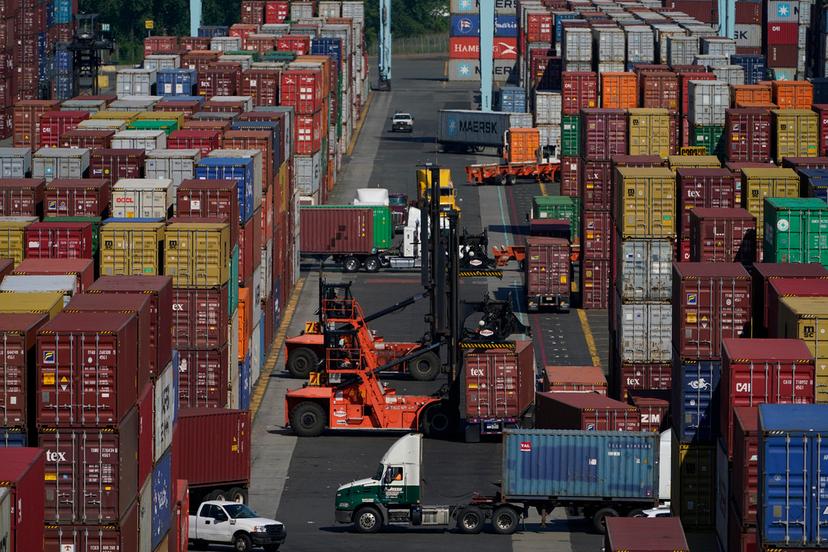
[465,128,560,186]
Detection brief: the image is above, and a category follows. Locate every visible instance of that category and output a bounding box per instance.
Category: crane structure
[377,0,392,90]
[479,0,494,111]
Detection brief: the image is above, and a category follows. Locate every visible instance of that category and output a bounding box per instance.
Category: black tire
[364,256,381,273]
[233,532,253,552]
[263,545,280,552]
[286,347,319,379]
[213,488,229,501]
[343,257,360,273]
[354,505,382,533]
[464,423,481,443]
[289,401,327,437]
[422,402,455,439]
[457,507,484,534]
[499,175,508,186]
[491,506,520,535]
[506,174,517,186]
[204,489,222,501]
[627,508,646,518]
[408,351,440,381]
[228,487,247,503]
[592,507,619,534]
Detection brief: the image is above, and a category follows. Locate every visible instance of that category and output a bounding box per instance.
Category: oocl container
[111,178,174,219]
[777,296,828,403]
[752,262,828,336]
[535,392,640,431]
[99,219,165,276]
[689,207,757,263]
[43,178,110,217]
[164,220,231,288]
[0,313,49,428]
[772,109,819,163]
[627,108,671,158]
[541,365,607,393]
[741,167,801,244]
[615,167,676,238]
[0,448,45,552]
[0,179,46,216]
[604,517,689,552]
[763,197,828,266]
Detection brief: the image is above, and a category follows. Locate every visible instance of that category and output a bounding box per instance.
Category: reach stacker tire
[354,506,383,533]
[287,348,319,378]
[457,507,484,534]
[421,402,455,439]
[408,351,440,381]
[290,402,327,437]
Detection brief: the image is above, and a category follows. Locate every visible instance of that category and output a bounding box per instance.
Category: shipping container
[614,361,673,399]
[11,258,93,292]
[772,109,819,163]
[772,80,813,109]
[0,313,49,429]
[724,108,772,162]
[640,72,679,111]
[144,149,200,188]
[0,179,45,217]
[581,108,627,161]
[730,406,758,520]
[525,237,570,312]
[89,149,146,185]
[676,168,737,242]
[629,391,670,433]
[535,392,640,431]
[0,448,45,551]
[604,517,689,552]
[741,167,801,244]
[32,148,90,182]
[753,263,828,336]
[581,258,611,309]
[171,285,229,349]
[615,299,672,363]
[164,220,230,288]
[615,239,673,301]
[600,73,638,109]
[111,178,174,219]
[168,130,222,157]
[763,197,828,266]
[672,356,721,443]
[582,210,612,260]
[688,80,729,126]
[627,108,672,158]
[541,365,606,394]
[300,206,392,254]
[671,437,715,529]
[437,110,512,149]
[777,296,828,403]
[689,207,757,263]
[60,129,115,150]
[768,278,828,335]
[43,178,109,217]
[178,345,230,408]
[0,150,32,180]
[615,167,676,238]
[195,157,255,223]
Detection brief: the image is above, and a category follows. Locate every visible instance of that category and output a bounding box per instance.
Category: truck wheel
[233,532,253,551]
[506,174,517,186]
[409,351,440,381]
[422,403,455,439]
[364,256,381,273]
[343,257,360,272]
[354,506,382,533]
[492,506,519,534]
[204,489,223,501]
[457,507,484,534]
[287,348,319,378]
[592,507,619,534]
[289,401,327,437]
[627,508,646,518]
[228,487,248,503]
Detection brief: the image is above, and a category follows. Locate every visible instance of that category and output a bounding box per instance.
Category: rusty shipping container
[751,263,828,336]
[0,313,49,428]
[690,207,757,263]
[535,392,641,431]
[173,408,250,490]
[525,237,570,312]
[676,168,737,241]
[541,365,607,393]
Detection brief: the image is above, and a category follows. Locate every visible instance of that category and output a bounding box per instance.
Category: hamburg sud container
[0,448,45,551]
[525,237,570,312]
[534,392,640,431]
[24,221,93,259]
[43,178,110,217]
[604,517,689,552]
[0,313,49,429]
[752,263,828,336]
[763,197,828,266]
[462,341,534,438]
[99,219,166,277]
[689,208,757,263]
[111,178,175,219]
[777,297,828,403]
[758,404,828,547]
[541,366,607,393]
[0,179,45,216]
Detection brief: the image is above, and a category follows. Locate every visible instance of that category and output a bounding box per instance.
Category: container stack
[765,0,809,79]
[448,0,518,82]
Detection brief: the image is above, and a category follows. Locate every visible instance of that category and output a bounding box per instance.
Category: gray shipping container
[32,148,90,182]
[655,26,685,63]
[593,27,626,62]
[626,26,656,64]
[667,35,699,66]
[60,99,107,113]
[694,54,729,68]
[112,130,167,152]
[260,24,290,36]
[700,37,736,57]
[533,91,562,126]
[289,3,313,19]
[563,28,592,62]
[563,61,593,72]
[144,149,201,188]
[116,69,157,98]
[509,112,533,129]
[210,36,242,52]
[734,24,762,48]
[616,239,673,302]
[110,98,160,112]
[712,65,745,86]
[143,55,180,71]
[688,80,729,126]
[341,1,366,21]
[615,298,672,363]
[0,148,32,178]
[294,152,323,195]
[598,61,625,73]
[437,110,511,147]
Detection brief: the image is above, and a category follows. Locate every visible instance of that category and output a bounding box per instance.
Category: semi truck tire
[627,509,645,518]
[408,351,440,381]
[364,256,381,272]
[491,506,519,535]
[591,507,619,533]
[233,532,253,551]
[287,348,319,378]
[289,402,327,436]
[457,507,484,534]
[228,487,248,503]
[354,506,382,533]
[343,257,361,272]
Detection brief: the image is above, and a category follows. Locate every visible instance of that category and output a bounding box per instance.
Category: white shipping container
[509,112,534,129]
[688,80,729,125]
[533,91,562,126]
[592,27,625,62]
[144,149,200,188]
[341,0,365,21]
[563,61,592,72]
[562,27,592,62]
[616,239,672,301]
[32,148,90,182]
[153,356,177,462]
[112,130,166,152]
[251,321,262,386]
[116,69,157,98]
[207,96,254,113]
[290,2,313,20]
[700,36,736,57]
[693,54,729,68]
[667,35,699,66]
[0,147,31,178]
[597,61,625,73]
[655,26,686,63]
[318,1,341,17]
[625,26,656,64]
[734,24,762,47]
[712,64,745,85]
[210,36,242,51]
[143,54,180,71]
[77,119,128,131]
[60,99,107,113]
[294,152,323,195]
[111,178,175,219]
[0,275,77,305]
[615,299,672,363]
[208,149,263,211]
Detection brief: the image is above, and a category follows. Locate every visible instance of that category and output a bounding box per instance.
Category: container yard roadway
[236,56,609,552]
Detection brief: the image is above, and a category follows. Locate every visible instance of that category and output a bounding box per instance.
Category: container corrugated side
[100,220,166,276]
[164,221,231,287]
[615,167,677,238]
[777,296,828,403]
[173,408,250,487]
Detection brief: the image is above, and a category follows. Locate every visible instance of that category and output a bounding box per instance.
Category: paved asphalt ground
[199,56,613,552]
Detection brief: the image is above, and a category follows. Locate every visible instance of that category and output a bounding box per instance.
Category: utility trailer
[465,161,560,186]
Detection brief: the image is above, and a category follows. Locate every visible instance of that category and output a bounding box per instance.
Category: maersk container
[437,110,511,148]
[615,239,672,301]
[300,205,392,253]
[759,403,828,547]
[501,430,660,501]
[195,157,255,222]
[763,197,828,267]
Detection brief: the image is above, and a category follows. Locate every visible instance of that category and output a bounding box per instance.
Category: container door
[140,478,152,552]
[0,488,10,552]
[812,436,828,544]
[763,431,808,544]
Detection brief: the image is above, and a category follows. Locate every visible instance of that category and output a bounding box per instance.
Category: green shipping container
[44,215,101,255]
[262,51,296,62]
[561,116,580,156]
[764,197,828,267]
[229,244,239,314]
[690,125,724,157]
[532,195,580,241]
[128,119,178,135]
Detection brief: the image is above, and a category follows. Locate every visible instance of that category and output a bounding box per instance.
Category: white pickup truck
[189,500,286,551]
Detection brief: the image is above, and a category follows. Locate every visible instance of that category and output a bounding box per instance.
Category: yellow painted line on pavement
[346,91,374,156]
[577,309,602,368]
[250,277,306,420]
[539,181,548,196]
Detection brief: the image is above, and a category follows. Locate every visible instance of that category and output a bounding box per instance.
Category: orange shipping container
[601,73,638,109]
[506,128,540,163]
[772,80,814,109]
[238,286,253,361]
[732,84,772,107]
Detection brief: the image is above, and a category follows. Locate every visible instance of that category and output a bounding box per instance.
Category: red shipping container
[629,391,670,432]
[614,361,672,399]
[581,159,612,210]
[0,313,48,428]
[144,36,179,56]
[526,12,553,42]
[559,156,580,196]
[265,0,289,22]
[43,178,110,217]
[171,285,229,349]
[730,406,759,522]
[13,258,95,291]
[728,502,758,552]
[39,111,90,148]
[154,100,202,116]
[814,104,828,156]
[178,346,229,408]
[276,34,311,55]
[767,279,828,337]
[735,1,761,24]
[179,37,211,52]
[766,44,799,67]
[279,70,324,115]
[751,263,828,336]
[0,447,45,551]
[535,392,641,431]
[43,503,139,552]
[199,63,242,97]
[0,259,12,280]
[525,237,570,311]
[725,108,772,162]
[581,258,610,309]
[672,263,752,360]
[229,24,258,49]
[494,38,518,60]
[582,209,612,260]
[679,72,716,115]
[449,37,479,59]
[60,129,114,150]
[676,168,737,240]
[168,129,222,156]
[223,130,274,191]
[671,0,718,22]
[181,50,222,75]
[202,99,246,115]
[605,518,689,552]
[240,0,265,24]
[562,72,598,115]
[0,178,45,216]
[462,341,534,432]
[690,207,756,263]
[176,179,240,247]
[173,408,250,488]
[581,108,628,161]
[541,365,607,393]
[294,110,323,155]
[24,221,92,259]
[89,148,145,185]
[37,311,140,427]
[12,100,60,148]
[766,22,798,45]
[640,72,679,111]
[721,338,815,457]
[170,479,190,552]
[781,157,828,169]
[241,69,280,107]
[633,63,672,74]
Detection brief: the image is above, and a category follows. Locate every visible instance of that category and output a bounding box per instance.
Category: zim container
[689,207,757,263]
[763,197,828,267]
[534,392,640,431]
[100,219,165,276]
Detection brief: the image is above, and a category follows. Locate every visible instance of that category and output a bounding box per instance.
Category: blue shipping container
[51,0,72,24]
[450,15,480,37]
[730,54,766,85]
[157,68,197,97]
[554,13,579,44]
[770,68,796,81]
[497,86,526,113]
[799,168,828,200]
[151,449,173,550]
[502,430,659,499]
[253,106,293,166]
[0,428,27,447]
[495,15,518,37]
[230,120,284,172]
[311,38,343,69]
[672,358,721,444]
[239,354,251,410]
[812,77,828,104]
[198,25,228,38]
[759,404,828,547]
[195,158,254,223]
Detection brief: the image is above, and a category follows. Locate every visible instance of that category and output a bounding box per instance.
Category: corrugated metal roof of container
[759,403,828,431]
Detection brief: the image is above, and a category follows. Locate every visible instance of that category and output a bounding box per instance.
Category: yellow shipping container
[772,109,819,163]
[89,110,139,122]
[616,167,677,238]
[164,222,231,287]
[100,221,166,276]
[741,167,800,243]
[0,292,64,319]
[628,108,672,158]
[777,296,828,403]
[133,110,186,129]
[0,217,38,266]
[671,432,716,530]
[278,161,289,215]
[667,155,721,171]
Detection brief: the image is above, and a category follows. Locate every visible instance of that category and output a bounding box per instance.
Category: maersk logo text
[458,120,499,134]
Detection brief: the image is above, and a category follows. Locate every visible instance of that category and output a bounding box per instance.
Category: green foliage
[365,0,449,47]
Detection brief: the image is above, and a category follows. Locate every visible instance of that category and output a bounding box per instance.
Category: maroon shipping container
[60,129,115,150]
[176,179,239,247]
[559,156,580,196]
[223,130,274,191]
[525,236,570,312]
[582,209,612,260]
[144,35,179,56]
[12,258,95,291]
[629,391,670,432]
[0,313,48,428]
[728,501,758,552]
[535,392,641,431]
[0,448,45,551]
[725,108,772,162]
[581,108,628,161]
[294,110,324,155]
[137,381,152,488]
[581,159,612,210]
[611,155,666,168]
[632,64,671,74]
[89,149,145,185]
[198,63,242,97]
[581,258,610,309]
[12,100,60,148]
[87,275,174,373]
[202,99,245,115]
[239,207,261,284]
[721,338,815,457]
[300,207,374,255]
[65,293,154,382]
[562,72,598,115]
[690,207,757,263]
[541,365,607,393]
[24,221,92,259]
[526,11,553,42]
[731,406,759,523]
[168,129,222,156]
[154,100,201,116]
[39,111,90,147]
[735,1,761,23]
[462,341,534,433]
[0,259,13,279]
[43,178,110,217]
[171,285,229,349]
[640,72,679,111]
[240,0,265,24]
[751,263,828,336]
[181,50,222,75]
[604,517,689,552]
[679,72,716,115]
[43,492,139,552]
[241,69,280,107]
[676,168,737,240]
[178,346,229,408]
[814,104,828,156]
[276,35,311,56]
[672,263,752,360]
[781,156,828,169]
[0,178,45,216]
[615,362,672,400]
[767,279,828,336]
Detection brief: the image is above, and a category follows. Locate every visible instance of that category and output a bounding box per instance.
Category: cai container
[689,207,757,263]
[43,178,110,217]
[534,392,641,431]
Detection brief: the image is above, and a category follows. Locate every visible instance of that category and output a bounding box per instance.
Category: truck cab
[391,112,414,132]
[189,500,285,551]
[416,166,459,215]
